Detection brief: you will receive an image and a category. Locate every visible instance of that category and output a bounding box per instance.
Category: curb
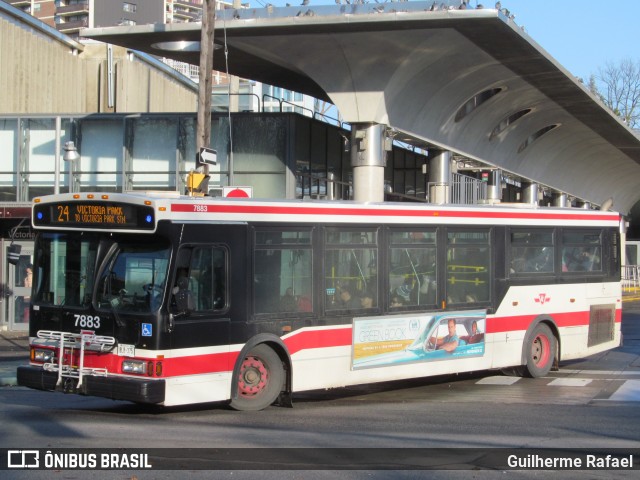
[0,374,18,387]
[0,358,27,388]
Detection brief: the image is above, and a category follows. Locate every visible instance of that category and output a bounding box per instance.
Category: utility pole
[197,0,216,177]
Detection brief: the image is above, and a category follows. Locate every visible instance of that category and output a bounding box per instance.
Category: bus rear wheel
[230,344,284,411]
[523,323,556,378]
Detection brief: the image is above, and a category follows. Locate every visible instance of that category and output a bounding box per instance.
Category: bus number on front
[194,205,208,212]
[74,314,101,329]
[57,205,70,222]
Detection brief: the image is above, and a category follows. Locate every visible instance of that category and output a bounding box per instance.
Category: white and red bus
[18,192,623,410]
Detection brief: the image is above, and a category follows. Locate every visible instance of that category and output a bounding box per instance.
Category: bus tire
[523,323,556,378]
[230,344,284,411]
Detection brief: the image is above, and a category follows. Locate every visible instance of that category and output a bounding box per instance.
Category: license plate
[117,343,135,357]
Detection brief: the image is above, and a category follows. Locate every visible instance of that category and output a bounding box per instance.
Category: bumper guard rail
[36,330,116,389]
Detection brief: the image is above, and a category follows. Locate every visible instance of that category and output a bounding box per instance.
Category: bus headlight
[122,360,147,375]
[31,348,55,363]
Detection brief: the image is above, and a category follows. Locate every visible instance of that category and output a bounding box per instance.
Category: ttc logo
[534,293,551,304]
[7,450,39,468]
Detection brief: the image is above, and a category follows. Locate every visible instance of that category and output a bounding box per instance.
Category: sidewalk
[0,330,29,387]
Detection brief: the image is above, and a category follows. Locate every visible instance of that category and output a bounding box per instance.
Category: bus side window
[509,229,554,275]
[561,230,602,273]
[253,229,313,315]
[388,229,437,309]
[324,228,378,312]
[446,230,490,304]
[172,246,227,313]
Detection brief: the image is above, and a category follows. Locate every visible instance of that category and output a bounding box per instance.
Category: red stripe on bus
[160,352,234,377]
[170,203,619,222]
[284,327,353,355]
[485,309,621,333]
[110,307,621,378]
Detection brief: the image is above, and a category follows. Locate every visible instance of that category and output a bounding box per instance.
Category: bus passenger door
[168,225,245,389]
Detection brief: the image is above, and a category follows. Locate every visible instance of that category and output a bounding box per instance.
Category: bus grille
[587,305,615,347]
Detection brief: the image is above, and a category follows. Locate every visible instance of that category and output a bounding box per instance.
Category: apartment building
[2,0,226,37]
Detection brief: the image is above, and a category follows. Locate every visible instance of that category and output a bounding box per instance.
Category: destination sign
[33,201,156,230]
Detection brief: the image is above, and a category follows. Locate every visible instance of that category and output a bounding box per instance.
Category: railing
[55,19,88,32]
[56,4,89,16]
[622,265,640,294]
[296,172,352,200]
[212,92,261,112]
[450,172,487,204]
[427,173,487,205]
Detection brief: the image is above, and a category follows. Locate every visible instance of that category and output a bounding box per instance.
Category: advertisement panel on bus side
[352,311,486,370]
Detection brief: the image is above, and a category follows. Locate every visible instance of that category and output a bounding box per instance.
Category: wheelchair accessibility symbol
[142,323,152,337]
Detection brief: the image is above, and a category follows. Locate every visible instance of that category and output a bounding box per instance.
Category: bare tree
[592,58,640,128]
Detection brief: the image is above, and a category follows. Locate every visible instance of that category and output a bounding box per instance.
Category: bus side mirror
[7,244,21,266]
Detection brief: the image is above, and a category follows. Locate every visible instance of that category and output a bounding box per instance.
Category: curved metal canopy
[84,2,640,214]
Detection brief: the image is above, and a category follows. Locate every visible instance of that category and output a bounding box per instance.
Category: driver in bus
[428,318,459,352]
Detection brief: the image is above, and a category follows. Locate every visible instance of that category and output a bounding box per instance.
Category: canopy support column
[351,123,387,202]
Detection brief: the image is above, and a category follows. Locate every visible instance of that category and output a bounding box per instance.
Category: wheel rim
[237,355,269,398]
[531,333,551,368]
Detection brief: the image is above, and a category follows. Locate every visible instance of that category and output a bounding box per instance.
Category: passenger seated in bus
[526,247,553,272]
[412,274,435,305]
[390,294,404,308]
[579,249,600,271]
[394,282,413,304]
[297,295,312,312]
[360,291,375,309]
[338,285,361,309]
[280,287,298,312]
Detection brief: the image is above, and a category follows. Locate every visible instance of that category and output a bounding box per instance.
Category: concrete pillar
[486,169,502,203]
[229,76,240,113]
[326,171,336,201]
[552,192,568,207]
[522,182,539,205]
[351,123,386,202]
[428,149,451,204]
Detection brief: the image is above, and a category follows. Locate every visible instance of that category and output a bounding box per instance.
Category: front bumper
[17,365,165,404]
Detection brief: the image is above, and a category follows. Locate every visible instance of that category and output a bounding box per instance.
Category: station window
[518,124,559,153]
[490,108,532,140]
[455,88,502,122]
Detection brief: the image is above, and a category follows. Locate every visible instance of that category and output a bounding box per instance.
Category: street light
[54,136,80,195]
[53,118,80,194]
[62,141,80,162]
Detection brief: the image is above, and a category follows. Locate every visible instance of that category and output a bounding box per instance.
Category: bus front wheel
[230,344,284,411]
[523,323,556,378]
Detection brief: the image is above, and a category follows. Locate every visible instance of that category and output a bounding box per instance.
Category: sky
[250,0,640,84]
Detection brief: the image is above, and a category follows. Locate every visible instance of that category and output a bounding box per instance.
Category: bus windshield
[34,232,171,314]
[34,232,101,308]
[96,240,171,313]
